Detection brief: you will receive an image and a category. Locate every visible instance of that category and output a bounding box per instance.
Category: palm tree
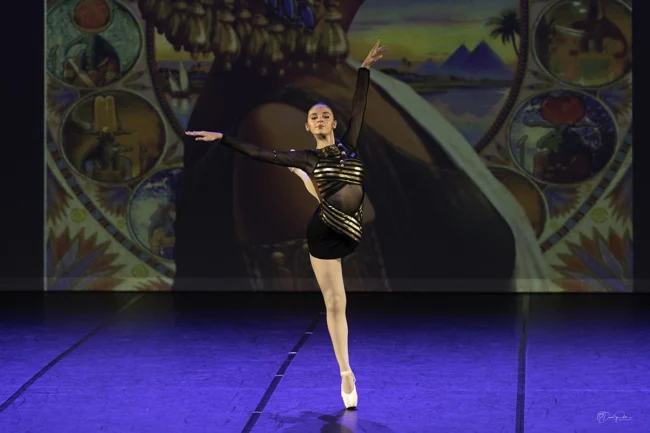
[486,9,521,57]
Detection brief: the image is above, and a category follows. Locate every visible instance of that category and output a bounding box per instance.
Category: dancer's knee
[324,292,346,314]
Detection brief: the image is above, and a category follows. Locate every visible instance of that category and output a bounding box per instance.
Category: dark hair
[308,103,334,118]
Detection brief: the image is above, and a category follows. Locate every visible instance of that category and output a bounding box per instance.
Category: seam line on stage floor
[241,313,323,433]
[515,295,530,433]
[0,294,143,414]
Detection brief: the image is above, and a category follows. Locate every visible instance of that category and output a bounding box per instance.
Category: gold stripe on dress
[314,168,363,179]
[324,205,362,234]
[321,209,362,242]
[313,156,365,243]
[319,182,345,197]
[320,200,363,242]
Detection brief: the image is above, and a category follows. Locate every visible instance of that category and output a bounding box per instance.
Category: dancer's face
[306,104,337,137]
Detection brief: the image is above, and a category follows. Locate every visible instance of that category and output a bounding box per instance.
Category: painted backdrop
[45,0,633,291]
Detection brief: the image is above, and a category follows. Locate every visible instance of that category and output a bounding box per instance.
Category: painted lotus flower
[46,227,124,291]
[46,166,72,224]
[543,185,581,219]
[553,227,632,292]
[93,185,130,217]
[606,166,632,225]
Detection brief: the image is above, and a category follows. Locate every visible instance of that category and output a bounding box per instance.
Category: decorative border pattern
[47,139,175,277]
[475,0,531,151]
[540,129,632,251]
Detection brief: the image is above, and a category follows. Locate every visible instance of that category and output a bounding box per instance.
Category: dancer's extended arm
[186,131,317,172]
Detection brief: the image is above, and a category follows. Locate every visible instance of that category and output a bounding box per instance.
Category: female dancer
[186,40,388,409]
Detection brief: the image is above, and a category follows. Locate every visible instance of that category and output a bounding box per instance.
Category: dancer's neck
[314,133,336,149]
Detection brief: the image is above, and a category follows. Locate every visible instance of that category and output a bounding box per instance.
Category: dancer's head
[306,103,337,139]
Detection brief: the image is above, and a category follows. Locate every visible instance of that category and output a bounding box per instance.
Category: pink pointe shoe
[340,370,358,409]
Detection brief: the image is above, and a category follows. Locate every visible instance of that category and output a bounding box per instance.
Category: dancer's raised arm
[340,40,388,150]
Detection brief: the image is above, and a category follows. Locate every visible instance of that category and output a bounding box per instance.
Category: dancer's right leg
[309,254,354,394]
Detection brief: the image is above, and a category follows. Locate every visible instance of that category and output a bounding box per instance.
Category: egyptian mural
[45,0,633,291]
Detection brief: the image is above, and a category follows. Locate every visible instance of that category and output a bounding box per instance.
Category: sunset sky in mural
[348,0,519,65]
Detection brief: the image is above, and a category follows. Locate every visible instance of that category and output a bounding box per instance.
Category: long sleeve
[213,135,316,172]
[340,67,370,150]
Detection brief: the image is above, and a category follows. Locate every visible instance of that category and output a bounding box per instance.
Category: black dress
[200,67,371,260]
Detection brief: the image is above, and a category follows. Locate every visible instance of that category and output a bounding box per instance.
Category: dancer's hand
[361,40,388,69]
[185,130,223,141]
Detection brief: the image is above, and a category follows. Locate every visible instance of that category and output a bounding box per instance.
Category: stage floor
[0,292,648,433]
